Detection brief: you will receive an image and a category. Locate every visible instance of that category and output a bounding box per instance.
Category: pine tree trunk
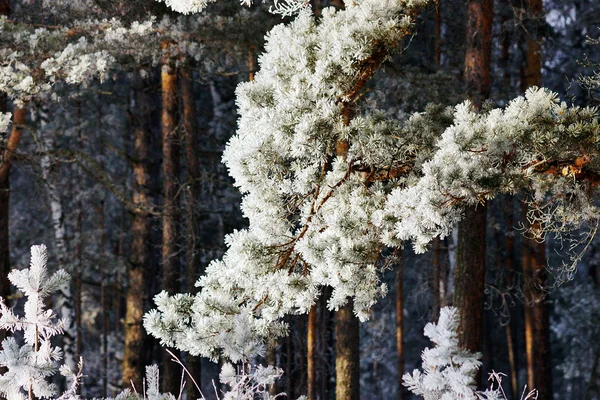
[0,0,6,318]
[319,289,332,400]
[504,197,519,400]
[432,237,441,322]
[520,1,552,397]
[180,65,202,400]
[335,300,359,400]
[308,304,318,400]
[454,207,487,353]
[454,0,492,373]
[161,46,181,395]
[434,0,442,68]
[0,107,25,316]
[464,0,493,107]
[122,72,152,390]
[396,252,405,400]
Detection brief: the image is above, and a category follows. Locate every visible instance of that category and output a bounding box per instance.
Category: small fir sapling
[403,307,537,400]
[0,244,80,400]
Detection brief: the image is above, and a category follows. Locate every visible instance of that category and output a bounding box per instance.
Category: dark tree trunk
[519,1,552,397]
[454,206,487,355]
[454,1,492,383]
[396,253,406,400]
[180,65,203,400]
[308,304,318,400]
[335,300,360,400]
[122,73,152,390]
[0,107,25,323]
[161,47,181,395]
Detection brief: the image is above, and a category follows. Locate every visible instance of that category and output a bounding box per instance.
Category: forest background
[1,0,600,399]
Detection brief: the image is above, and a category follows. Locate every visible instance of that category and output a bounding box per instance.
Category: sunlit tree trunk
[0,0,6,318]
[0,107,25,312]
[396,252,406,400]
[180,65,202,400]
[307,304,318,400]
[122,72,152,390]
[454,0,493,380]
[504,197,519,400]
[519,1,552,398]
[335,299,359,400]
[161,45,181,395]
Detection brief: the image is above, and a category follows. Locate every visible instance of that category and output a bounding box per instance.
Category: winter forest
[1,0,600,399]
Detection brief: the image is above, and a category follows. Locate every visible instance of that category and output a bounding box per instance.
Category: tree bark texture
[454,206,487,355]
[504,197,519,400]
[464,0,493,108]
[454,0,492,378]
[122,73,152,390]
[520,1,552,397]
[307,304,318,400]
[180,65,203,400]
[335,300,360,400]
[160,51,181,395]
[522,233,551,400]
[396,253,406,400]
[0,107,25,318]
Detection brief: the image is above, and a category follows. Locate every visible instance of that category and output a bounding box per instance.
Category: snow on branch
[146,0,600,368]
[145,0,430,360]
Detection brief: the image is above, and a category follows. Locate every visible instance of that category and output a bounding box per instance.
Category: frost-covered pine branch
[0,244,80,400]
[146,0,600,372]
[145,0,430,361]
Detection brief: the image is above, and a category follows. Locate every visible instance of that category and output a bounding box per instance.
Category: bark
[319,292,331,400]
[0,108,25,321]
[504,197,519,400]
[160,49,181,395]
[432,237,441,322]
[464,0,493,107]
[396,253,406,400]
[522,230,551,400]
[97,127,108,397]
[520,0,543,92]
[520,2,552,398]
[454,206,487,354]
[434,0,442,68]
[122,72,152,390]
[307,305,318,400]
[454,0,492,377]
[180,66,202,400]
[334,299,360,400]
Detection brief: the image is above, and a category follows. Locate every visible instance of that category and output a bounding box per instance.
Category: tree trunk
[319,289,332,400]
[504,197,519,400]
[396,252,405,400]
[434,0,442,68]
[335,300,360,400]
[464,0,493,107]
[520,1,552,397]
[161,47,181,395]
[308,304,318,400]
[454,0,492,377]
[0,107,25,313]
[180,65,202,400]
[454,207,487,353]
[122,72,152,390]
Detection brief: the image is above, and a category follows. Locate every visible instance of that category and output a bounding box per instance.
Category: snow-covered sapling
[0,244,78,400]
[403,307,503,400]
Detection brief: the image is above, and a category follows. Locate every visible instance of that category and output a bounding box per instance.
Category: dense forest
[0,0,600,399]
